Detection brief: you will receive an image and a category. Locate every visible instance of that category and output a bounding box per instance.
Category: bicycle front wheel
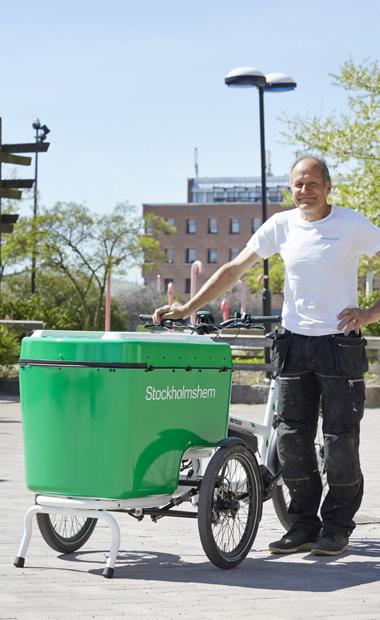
[198,444,262,569]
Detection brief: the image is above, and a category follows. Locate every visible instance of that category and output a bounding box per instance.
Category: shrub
[360,291,380,336]
[0,327,21,365]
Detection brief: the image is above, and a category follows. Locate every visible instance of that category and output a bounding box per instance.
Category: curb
[231,383,380,408]
[2,377,379,408]
[231,384,270,405]
[0,376,19,396]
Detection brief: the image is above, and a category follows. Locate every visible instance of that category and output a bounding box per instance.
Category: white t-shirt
[247,206,380,335]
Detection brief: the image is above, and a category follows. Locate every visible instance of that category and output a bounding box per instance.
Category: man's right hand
[152,303,188,324]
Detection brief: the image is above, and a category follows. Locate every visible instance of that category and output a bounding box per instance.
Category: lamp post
[225,68,297,317]
[31,118,50,294]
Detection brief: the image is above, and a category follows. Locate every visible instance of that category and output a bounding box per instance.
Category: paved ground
[0,396,379,619]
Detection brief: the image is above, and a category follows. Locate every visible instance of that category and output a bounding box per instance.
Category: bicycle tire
[36,513,97,553]
[198,444,262,569]
[271,483,292,531]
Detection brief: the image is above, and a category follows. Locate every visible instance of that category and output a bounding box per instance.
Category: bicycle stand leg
[14,501,120,578]
[97,511,121,579]
[14,505,40,568]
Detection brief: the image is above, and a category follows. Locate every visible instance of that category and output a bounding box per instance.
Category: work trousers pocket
[270,333,291,377]
[332,335,368,378]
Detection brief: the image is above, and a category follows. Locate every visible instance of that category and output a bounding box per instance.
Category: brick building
[143,175,289,300]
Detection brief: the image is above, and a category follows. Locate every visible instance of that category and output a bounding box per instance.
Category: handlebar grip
[139,314,153,322]
[248,315,281,323]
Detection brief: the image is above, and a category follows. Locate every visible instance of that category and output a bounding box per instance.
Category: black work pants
[274,331,367,538]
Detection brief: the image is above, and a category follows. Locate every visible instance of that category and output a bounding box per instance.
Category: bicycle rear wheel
[272,417,327,531]
[36,513,97,553]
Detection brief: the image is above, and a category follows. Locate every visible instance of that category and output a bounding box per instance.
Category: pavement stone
[0,396,379,619]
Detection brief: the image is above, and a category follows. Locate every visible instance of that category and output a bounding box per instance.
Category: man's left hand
[337,307,370,335]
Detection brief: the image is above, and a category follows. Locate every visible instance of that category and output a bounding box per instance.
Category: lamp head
[32,118,41,130]
[40,125,50,141]
[225,66,266,88]
[265,73,297,92]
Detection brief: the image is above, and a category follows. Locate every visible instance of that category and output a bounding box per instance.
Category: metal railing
[224,333,380,378]
[0,320,44,335]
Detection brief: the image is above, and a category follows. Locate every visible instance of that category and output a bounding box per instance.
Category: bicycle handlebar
[139,312,281,334]
[139,314,155,322]
[218,315,281,326]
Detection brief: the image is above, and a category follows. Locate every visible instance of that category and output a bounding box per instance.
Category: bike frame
[229,376,279,472]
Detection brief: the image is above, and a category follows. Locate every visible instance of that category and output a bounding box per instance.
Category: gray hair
[290,154,331,184]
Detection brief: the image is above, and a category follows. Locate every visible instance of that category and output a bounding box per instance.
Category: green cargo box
[19,331,232,500]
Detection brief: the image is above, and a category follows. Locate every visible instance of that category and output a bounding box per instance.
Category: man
[153,155,380,556]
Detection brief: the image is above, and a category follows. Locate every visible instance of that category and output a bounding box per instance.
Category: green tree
[245,254,284,295]
[245,61,380,315]
[0,326,20,365]
[1,271,97,329]
[282,59,380,329]
[1,201,172,330]
[282,59,379,223]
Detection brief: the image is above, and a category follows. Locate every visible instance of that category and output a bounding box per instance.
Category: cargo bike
[15,314,278,578]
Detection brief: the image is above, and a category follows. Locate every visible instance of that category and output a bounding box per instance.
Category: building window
[229,248,239,260]
[186,248,196,263]
[165,217,175,234]
[186,218,197,234]
[145,220,154,235]
[230,218,240,234]
[207,248,218,263]
[164,278,174,290]
[165,248,174,263]
[251,217,262,233]
[185,278,191,294]
[208,218,218,234]
[268,188,283,202]
[226,189,236,202]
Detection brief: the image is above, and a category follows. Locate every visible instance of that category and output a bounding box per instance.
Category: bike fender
[223,430,258,455]
[218,435,258,457]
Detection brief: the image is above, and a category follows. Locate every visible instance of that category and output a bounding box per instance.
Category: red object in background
[167,281,174,305]
[190,261,203,324]
[105,269,111,331]
[221,299,229,321]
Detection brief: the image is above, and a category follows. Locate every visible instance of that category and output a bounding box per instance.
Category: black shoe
[311,532,348,556]
[269,529,319,554]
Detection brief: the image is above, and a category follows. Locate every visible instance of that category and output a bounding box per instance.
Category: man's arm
[152,247,259,323]
[337,251,380,335]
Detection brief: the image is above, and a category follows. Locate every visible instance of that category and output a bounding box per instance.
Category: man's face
[291,159,332,220]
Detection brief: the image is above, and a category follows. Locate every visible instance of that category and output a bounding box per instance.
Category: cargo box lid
[20,330,232,370]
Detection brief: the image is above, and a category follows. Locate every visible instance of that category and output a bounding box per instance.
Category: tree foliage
[245,60,380,316]
[0,326,20,365]
[282,59,379,223]
[281,58,379,324]
[359,291,380,336]
[1,201,171,331]
[245,254,284,295]
[115,283,164,331]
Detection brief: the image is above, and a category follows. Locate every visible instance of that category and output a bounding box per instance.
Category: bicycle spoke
[48,513,88,540]
[209,456,254,553]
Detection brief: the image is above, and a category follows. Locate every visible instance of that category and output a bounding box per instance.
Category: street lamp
[31,119,50,293]
[225,67,296,318]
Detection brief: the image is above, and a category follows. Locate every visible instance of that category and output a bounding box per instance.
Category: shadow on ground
[56,538,380,591]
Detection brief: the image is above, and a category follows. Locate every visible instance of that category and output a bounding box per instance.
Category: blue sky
[0,0,378,218]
